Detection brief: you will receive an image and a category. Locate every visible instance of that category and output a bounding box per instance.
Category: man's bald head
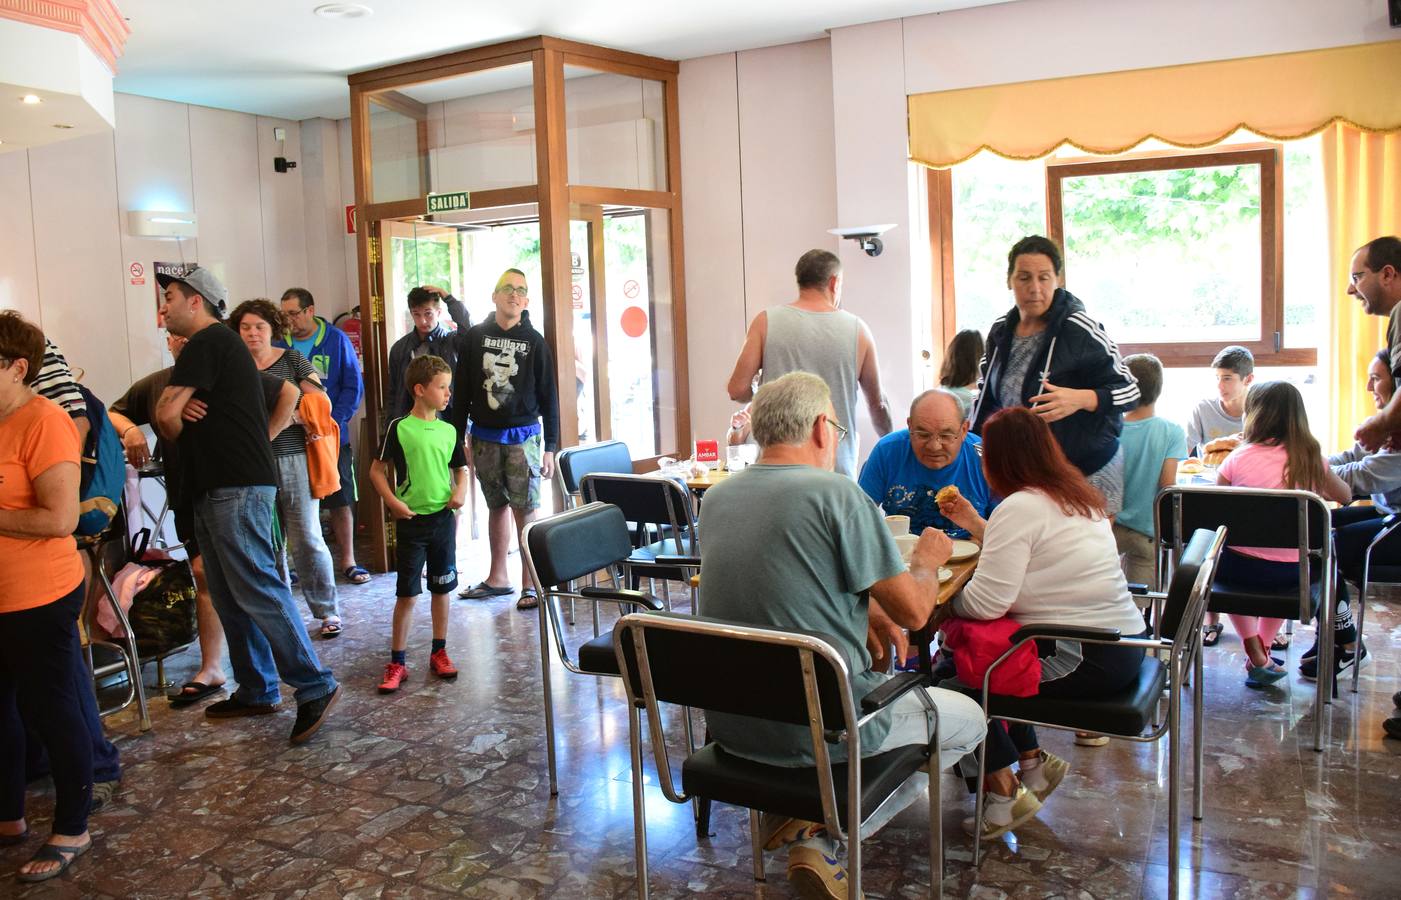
[909,388,963,422]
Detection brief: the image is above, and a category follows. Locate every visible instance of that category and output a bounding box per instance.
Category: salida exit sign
[427,191,470,213]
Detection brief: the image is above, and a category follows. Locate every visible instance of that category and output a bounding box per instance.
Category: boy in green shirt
[370,356,469,692]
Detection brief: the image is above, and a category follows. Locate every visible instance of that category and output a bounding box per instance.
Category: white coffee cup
[885,515,911,536]
[894,533,918,563]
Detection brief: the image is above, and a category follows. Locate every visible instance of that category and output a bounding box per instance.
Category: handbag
[124,529,198,658]
[939,616,1042,697]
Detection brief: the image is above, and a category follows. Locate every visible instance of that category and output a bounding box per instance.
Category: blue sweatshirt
[276,317,363,434]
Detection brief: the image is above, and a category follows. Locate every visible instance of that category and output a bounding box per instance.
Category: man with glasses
[278,288,370,584]
[858,388,994,538]
[1349,236,1401,453]
[451,268,558,609]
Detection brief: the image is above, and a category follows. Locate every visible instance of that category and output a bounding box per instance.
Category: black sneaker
[1299,644,1367,681]
[1384,717,1401,740]
[290,686,340,744]
[1301,625,1359,663]
[205,696,278,718]
[1393,690,1401,709]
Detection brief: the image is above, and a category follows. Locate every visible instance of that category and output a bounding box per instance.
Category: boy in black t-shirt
[370,355,469,693]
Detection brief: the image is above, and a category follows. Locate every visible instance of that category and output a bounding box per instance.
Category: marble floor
[5,530,1401,898]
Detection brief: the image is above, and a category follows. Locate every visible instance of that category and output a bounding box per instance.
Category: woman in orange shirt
[0,311,94,883]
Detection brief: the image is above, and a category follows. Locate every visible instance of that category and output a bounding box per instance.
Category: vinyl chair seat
[1208,574,1321,620]
[577,631,622,675]
[947,657,1168,737]
[681,741,932,832]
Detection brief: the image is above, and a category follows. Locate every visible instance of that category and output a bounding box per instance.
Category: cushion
[577,631,621,676]
[681,742,931,830]
[947,657,1167,737]
[1208,574,1320,620]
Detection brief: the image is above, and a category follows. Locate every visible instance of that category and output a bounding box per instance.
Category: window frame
[930,143,1316,368]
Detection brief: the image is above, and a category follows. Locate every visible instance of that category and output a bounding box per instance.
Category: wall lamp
[128,210,198,239]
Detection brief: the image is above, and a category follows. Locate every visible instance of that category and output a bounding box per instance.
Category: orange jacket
[298,389,342,500]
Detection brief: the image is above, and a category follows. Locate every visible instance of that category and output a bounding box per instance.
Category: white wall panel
[0,152,41,322]
[337,120,359,317]
[735,40,838,313]
[28,133,129,400]
[299,117,350,319]
[256,116,308,298]
[189,105,265,307]
[113,93,196,380]
[677,53,746,443]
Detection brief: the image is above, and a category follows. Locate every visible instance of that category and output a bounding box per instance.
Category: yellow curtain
[1324,123,1401,452]
[908,40,1401,168]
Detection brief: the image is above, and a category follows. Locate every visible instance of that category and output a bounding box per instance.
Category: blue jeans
[273,453,340,621]
[194,485,337,706]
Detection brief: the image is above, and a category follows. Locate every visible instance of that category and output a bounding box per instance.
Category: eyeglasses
[824,416,849,441]
[910,429,962,445]
[496,284,528,297]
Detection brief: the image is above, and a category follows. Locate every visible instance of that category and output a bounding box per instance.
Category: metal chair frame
[580,472,701,614]
[1354,512,1401,692]
[614,612,944,899]
[969,526,1225,900]
[78,517,152,732]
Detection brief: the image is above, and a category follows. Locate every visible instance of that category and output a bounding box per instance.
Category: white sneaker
[962,784,1043,840]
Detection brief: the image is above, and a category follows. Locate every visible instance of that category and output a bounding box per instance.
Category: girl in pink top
[1215,382,1350,686]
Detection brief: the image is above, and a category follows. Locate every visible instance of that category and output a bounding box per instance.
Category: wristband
[120,425,136,440]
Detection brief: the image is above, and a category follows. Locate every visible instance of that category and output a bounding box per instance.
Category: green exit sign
[427,191,471,213]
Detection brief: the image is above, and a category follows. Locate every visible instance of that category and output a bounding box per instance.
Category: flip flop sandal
[17,838,91,884]
[168,681,223,709]
[461,582,515,600]
[0,828,30,847]
[343,565,371,585]
[1202,623,1224,647]
[516,588,539,610]
[1270,633,1291,650]
[319,620,343,639]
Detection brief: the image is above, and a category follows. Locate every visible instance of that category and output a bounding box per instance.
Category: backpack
[74,382,124,536]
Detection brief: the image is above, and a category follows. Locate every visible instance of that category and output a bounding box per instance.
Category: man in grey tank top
[726,249,893,477]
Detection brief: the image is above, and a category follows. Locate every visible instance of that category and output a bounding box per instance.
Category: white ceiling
[110,0,1009,121]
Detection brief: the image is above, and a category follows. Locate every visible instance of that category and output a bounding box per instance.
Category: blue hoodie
[276,316,363,435]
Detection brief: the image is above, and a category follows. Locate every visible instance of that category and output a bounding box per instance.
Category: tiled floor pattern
[5,534,1401,898]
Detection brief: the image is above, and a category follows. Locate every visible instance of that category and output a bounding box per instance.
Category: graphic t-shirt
[377,414,467,515]
[858,430,994,538]
[169,322,277,498]
[0,396,84,612]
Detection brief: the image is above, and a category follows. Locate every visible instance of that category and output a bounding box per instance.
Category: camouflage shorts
[472,433,543,511]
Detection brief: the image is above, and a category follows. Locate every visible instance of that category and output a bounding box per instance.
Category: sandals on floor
[319,620,343,639]
[0,828,30,847]
[168,680,223,709]
[343,565,371,585]
[1271,632,1291,651]
[517,588,539,610]
[17,838,91,884]
[460,582,515,600]
[1202,623,1224,647]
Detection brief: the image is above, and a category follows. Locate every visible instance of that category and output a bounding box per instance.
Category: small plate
[937,566,953,583]
[948,539,980,562]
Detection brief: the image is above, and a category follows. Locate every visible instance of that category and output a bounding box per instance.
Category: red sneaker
[429,649,458,679]
[378,662,407,693]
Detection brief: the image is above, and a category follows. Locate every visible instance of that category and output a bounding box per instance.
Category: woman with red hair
[938,407,1147,840]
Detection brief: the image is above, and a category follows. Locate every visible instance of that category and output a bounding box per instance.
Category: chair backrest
[1155,485,1329,554]
[580,472,696,547]
[1159,526,1228,645]
[522,501,636,589]
[614,612,853,732]
[556,440,634,496]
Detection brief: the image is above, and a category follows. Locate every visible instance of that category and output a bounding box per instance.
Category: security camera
[828,224,896,257]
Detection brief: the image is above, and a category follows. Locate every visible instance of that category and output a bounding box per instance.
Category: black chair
[956,527,1225,899]
[554,440,634,508]
[1156,485,1336,747]
[580,472,700,609]
[613,611,945,899]
[520,501,665,797]
[77,510,152,732]
[1353,512,1401,692]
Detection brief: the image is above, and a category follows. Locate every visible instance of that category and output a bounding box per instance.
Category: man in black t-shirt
[109,331,296,710]
[153,266,339,744]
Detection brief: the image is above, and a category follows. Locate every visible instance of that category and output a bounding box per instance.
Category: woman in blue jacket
[970,235,1139,514]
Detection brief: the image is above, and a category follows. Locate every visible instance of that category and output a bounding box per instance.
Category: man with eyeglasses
[1349,236,1401,453]
[451,268,558,610]
[858,388,994,539]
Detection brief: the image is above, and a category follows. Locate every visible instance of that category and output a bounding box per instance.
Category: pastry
[935,484,962,505]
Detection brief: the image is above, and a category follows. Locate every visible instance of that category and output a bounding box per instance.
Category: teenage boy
[1114,354,1187,589]
[1185,345,1253,455]
[370,355,469,693]
[451,268,559,610]
[386,286,471,421]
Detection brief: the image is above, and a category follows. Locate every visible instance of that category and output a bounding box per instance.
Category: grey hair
[909,388,964,420]
[750,372,831,448]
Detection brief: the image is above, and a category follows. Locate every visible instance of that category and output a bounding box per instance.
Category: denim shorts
[394,508,458,597]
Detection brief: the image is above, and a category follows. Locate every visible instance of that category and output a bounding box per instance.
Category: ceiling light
[21,94,41,105]
[313,3,372,19]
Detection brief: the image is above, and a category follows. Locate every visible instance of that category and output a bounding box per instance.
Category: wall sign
[427,191,471,214]
[128,262,145,285]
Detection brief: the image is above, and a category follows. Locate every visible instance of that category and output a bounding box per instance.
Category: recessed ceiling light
[53,124,74,129]
[313,3,372,19]
[21,94,41,105]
